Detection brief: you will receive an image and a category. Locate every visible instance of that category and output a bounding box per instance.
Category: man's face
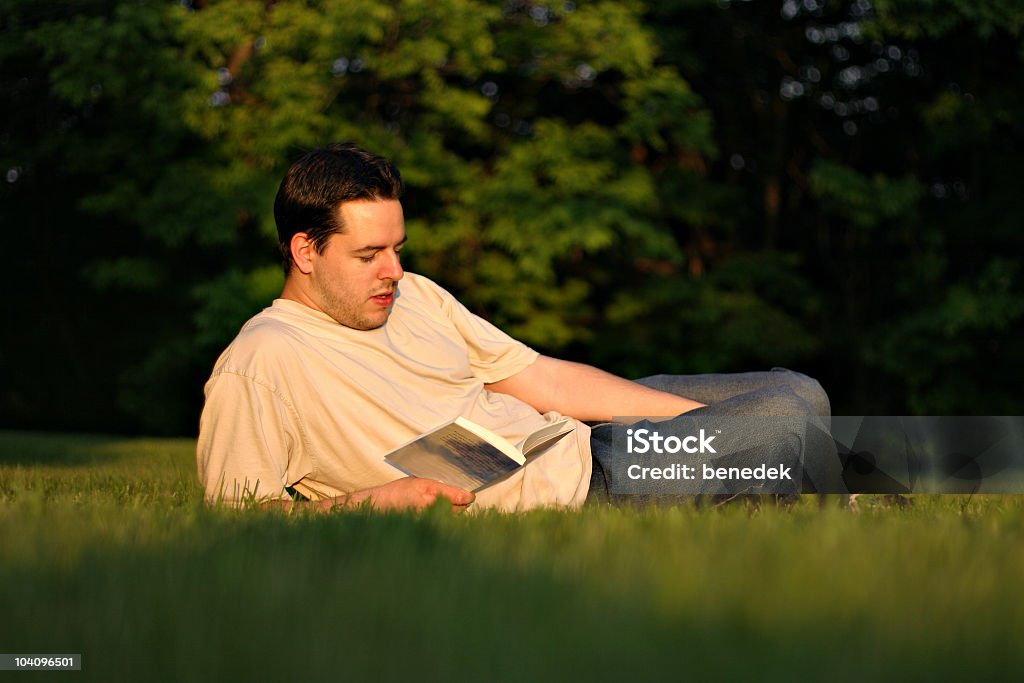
[308,199,406,330]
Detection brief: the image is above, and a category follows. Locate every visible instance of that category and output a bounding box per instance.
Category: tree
[2,0,1022,433]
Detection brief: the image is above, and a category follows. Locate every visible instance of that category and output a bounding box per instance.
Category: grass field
[1,430,1022,682]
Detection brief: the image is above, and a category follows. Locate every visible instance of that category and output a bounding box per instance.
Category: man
[197,143,831,511]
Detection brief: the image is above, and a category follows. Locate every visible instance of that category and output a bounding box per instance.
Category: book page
[385,421,522,492]
[453,417,524,465]
[520,419,576,457]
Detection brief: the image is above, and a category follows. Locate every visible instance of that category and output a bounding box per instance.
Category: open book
[384,417,576,492]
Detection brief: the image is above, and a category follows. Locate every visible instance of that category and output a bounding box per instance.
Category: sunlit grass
[1,431,1022,681]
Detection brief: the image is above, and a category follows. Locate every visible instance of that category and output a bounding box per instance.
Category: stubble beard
[312,274,394,331]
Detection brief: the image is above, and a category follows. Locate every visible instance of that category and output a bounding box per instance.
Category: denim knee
[770,368,831,417]
[752,385,819,417]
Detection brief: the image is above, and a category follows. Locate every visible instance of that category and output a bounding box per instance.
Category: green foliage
[866,258,1024,413]
[621,67,717,154]
[191,266,285,350]
[597,251,822,377]
[870,0,1024,39]
[809,161,924,230]
[2,0,1024,431]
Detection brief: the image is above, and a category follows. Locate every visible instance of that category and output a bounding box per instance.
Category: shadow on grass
[1,505,1018,682]
[0,430,193,467]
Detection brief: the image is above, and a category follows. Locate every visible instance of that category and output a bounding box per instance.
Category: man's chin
[334,311,390,331]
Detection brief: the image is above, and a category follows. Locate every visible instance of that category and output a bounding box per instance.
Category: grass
[1,430,1023,682]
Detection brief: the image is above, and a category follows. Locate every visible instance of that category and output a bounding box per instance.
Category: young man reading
[197,143,831,512]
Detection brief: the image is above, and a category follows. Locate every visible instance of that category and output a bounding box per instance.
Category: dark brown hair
[273,143,404,272]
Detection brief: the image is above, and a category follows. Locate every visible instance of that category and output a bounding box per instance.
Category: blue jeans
[588,368,837,503]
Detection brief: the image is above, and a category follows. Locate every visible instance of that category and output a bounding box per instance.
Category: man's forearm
[486,355,704,422]
[259,476,475,512]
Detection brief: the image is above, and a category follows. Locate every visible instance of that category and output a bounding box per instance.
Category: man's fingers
[374,477,474,511]
[432,481,475,506]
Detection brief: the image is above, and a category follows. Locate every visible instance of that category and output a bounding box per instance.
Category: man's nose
[379,250,403,281]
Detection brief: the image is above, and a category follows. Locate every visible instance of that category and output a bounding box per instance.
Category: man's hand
[262,477,475,513]
[352,476,476,512]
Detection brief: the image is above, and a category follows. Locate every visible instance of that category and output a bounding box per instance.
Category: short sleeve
[197,371,310,505]
[437,287,540,384]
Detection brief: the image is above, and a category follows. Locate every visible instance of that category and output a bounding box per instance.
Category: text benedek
[626,462,793,481]
[624,428,793,481]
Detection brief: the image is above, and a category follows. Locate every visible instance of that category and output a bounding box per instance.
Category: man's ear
[290,232,316,274]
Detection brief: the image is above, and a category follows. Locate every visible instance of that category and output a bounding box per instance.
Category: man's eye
[359,255,375,263]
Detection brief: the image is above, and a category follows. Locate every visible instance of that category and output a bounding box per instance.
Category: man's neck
[279,275,320,312]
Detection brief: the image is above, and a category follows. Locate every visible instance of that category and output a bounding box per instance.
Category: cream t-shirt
[197,272,592,511]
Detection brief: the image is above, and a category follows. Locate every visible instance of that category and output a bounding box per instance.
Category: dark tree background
[2,0,1021,435]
